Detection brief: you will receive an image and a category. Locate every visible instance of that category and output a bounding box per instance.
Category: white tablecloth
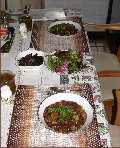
[1,9,112,147]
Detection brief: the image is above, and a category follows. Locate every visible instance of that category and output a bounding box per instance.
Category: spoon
[48,87,64,96]
[48,86,80,96]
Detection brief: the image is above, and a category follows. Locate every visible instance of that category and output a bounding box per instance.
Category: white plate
[48,20,81,38]
[39,92,93,133]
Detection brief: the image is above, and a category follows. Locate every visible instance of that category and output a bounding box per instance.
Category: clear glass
[0,70,16,95]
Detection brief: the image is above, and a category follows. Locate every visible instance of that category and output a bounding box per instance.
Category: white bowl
[48,20,81,37]
[16,49,44,72]
[39,92,93,133]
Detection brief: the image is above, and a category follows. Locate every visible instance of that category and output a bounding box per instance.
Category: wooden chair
[108,89,120,147]
[84,23,120,31]
[84,23,120,106]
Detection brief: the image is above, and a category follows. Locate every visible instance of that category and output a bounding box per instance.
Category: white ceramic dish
[39,92,93,133]
[16,49,44,72]
[48,20,81,37]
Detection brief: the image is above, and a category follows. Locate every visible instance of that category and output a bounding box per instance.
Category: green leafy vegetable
[48,106,77,123]
[46,49,84,74]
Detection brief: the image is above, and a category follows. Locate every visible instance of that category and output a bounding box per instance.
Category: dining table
[1,8,112,147]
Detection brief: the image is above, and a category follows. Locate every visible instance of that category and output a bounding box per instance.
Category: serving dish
[48,20,81,37]
[39,92,93,133]
[44,49,86,74]
[16,49,44,72]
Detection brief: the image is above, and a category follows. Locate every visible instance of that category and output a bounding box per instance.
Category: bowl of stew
[48,21,81,37]
[16,49,44,72]
[39,93,93,134]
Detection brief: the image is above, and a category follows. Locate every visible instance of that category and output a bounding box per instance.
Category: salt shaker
[19,23,27,38]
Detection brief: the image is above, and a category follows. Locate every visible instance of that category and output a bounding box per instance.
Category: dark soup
[43,100,87,133]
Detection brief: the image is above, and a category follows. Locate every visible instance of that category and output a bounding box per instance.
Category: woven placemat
[7,84,103,147]
[68,16,90,53]
[30,84,104,147]
[7,85,34,148]
[30,16,89,53]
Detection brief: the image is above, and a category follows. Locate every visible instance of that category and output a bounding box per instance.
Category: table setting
[1,8,112,147]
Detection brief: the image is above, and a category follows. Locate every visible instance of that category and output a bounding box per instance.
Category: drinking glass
[0,70,16,103]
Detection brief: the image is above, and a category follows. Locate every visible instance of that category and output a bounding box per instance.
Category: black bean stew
[43,100,87,133]
[49,23,78,36]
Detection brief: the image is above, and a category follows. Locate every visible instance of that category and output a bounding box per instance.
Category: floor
[89,39,110,53]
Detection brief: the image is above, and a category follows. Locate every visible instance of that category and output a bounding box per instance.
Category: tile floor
[89,39,111,53]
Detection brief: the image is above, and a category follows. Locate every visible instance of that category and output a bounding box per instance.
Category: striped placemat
[7,85,34,147]
[30,16,89,53]
[7,84,103,147]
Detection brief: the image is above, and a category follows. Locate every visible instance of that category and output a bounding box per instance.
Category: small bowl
[48,20,81,38]
[16,49,44,72]
[39,92,93,133]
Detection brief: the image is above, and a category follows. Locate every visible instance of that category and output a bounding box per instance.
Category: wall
[1,0,5,10]
[44,0,110,24]
[1,0,21,10]
[1,0,43,10]
[20,0,43,9]
[1,0,110,24]
[111,0,120,23]
[2,0,118,24]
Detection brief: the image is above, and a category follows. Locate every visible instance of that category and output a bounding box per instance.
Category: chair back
[84,23,120,31]
[111,89,120,126]
[117,46,120,62]
[85,23,120,61]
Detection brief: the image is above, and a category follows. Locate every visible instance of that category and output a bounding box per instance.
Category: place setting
[7,82,103,147]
